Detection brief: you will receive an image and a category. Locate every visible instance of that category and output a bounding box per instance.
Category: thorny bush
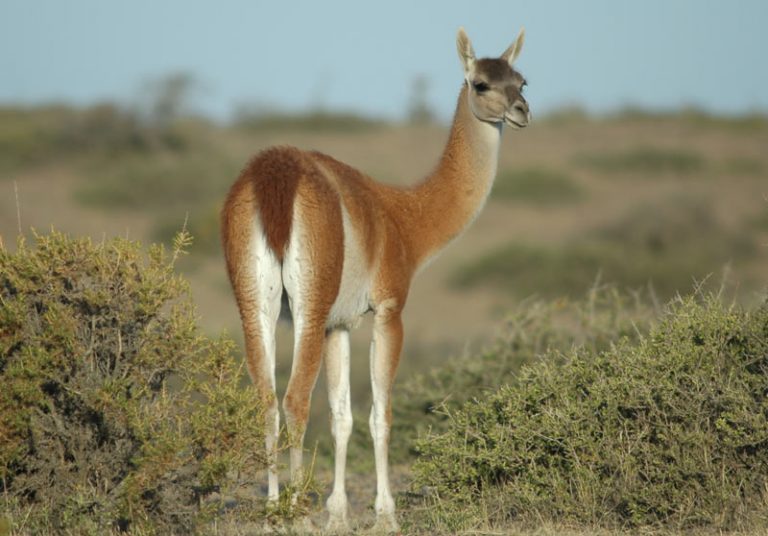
[0,231,267,534]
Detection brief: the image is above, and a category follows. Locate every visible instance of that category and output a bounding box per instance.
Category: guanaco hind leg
[369,306,403,532]
[232,219,283,503]
[324,329,353,530]
[281,189,343,507]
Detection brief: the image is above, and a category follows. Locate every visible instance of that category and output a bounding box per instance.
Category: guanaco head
[456,27,530,129]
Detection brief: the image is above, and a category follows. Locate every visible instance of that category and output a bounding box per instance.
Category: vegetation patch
[233,108,385,133]
[153,202,223,257]
[491,168,584,205]
[362,287,657,467]
[0,105,198,175]
[610,106,768,132]
[752,209,768,231]
[538,105,592,126]
[409,295,768,532]
[75,152,238,210]
[452,199,756,299]
[575,146,705,176]
[722,156,765,176]
[0,231,272,534]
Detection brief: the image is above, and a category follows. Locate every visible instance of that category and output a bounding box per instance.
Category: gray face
[468,58,530,128]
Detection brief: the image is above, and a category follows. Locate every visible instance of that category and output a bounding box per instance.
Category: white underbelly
[328,283,370,329]
[327,207,372,329]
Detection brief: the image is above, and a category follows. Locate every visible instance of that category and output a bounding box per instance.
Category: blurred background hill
[1,0,767,468]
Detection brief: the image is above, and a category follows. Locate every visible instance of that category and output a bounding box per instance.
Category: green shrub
[153,203,223,257]
[491,168,584,205]
[349,287,656,467]
[0,105,191,174]
[752,210,768,231]
[410,295,768,531]
[575,146,705,175]
[539,105,591,126]
[452,199,756,299]
[722,157,765,176]
[233,108,385,133]
[0,231,268,534]
[611,106,768,132]
[75,152,238,210]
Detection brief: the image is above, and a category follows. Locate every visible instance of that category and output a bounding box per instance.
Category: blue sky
[1,0,767,121]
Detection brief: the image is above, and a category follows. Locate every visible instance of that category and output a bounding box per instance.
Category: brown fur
[244,146,303,261]
[220,38,528,524]
[475,57,514,81]
[282,160,345,431]
[219,173,271,404]
[310,151,385,268]
[380,84,490,268]
[221,81,507,437]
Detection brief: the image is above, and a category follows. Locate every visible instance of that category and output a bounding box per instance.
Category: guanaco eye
[472,81,490,93]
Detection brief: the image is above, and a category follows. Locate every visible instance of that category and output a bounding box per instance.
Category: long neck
[404,84,502,267]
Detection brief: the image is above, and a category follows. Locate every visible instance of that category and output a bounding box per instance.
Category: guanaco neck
[401,83,502,268]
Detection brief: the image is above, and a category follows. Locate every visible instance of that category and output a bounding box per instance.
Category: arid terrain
[1,104,767,532]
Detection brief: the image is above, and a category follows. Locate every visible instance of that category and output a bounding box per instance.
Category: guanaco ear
[456,27,476,74]
[501,27,525,67]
